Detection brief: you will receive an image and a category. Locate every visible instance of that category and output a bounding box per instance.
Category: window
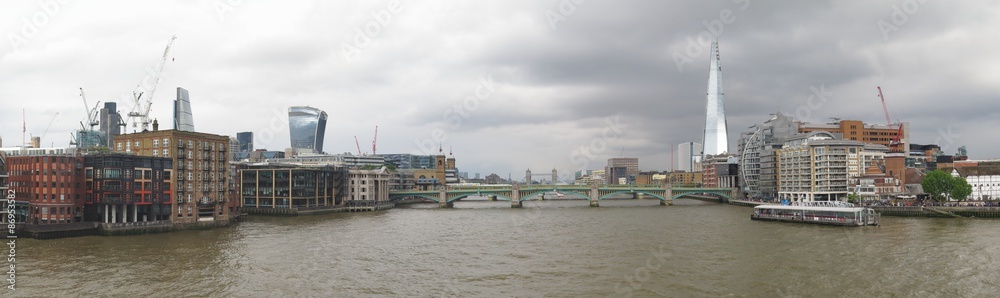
[153,139,159,147]
[153,150,159,157]
[163,149,170,157]
[117,142,123,150]
[135,141,140,148]
[164,138,170,147]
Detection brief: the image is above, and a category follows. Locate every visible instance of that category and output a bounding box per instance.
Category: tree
[950,177,972,202]
[921,170,972,202]
[922,170,951,202]
[847,192,861,203]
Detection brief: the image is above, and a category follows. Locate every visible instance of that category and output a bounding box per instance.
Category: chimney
[152,119,159,131]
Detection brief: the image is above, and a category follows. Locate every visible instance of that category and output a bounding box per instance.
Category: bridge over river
[388,184,737,208]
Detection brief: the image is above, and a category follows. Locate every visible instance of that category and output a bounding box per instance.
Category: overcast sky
[2,1,998,180]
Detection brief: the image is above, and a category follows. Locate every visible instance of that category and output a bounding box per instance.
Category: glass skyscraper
[99,102,121,147]
[288,106,328,154]
[236,132,253,153]
[702,40,729,157]
[174,87,195,132]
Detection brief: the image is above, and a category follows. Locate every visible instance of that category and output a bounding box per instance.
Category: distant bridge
[388,184,737,208]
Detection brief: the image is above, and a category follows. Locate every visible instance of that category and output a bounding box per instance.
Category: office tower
[702,40,729,157]
[174,87,195,132]
[288,106,328,154]
[99,102,121,147]
[236,132,253,152]
[676,142,703,172]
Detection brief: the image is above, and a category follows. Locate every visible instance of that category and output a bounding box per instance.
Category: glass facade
[174,87,195,132]
[702,40,729,157]
[99,102,120,147]
[288,106,328,153]
[236,132,253,152]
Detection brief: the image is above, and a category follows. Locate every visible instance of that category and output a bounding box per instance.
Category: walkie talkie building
[288,106,328,154]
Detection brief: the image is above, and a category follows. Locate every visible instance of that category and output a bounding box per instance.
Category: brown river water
[10,199,1000,297]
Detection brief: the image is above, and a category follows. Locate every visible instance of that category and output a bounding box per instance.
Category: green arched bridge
[388,184,737,208]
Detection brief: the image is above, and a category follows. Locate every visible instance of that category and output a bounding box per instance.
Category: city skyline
[2,1,998,178]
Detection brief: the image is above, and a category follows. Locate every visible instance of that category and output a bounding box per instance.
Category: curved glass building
[288,106,328,154]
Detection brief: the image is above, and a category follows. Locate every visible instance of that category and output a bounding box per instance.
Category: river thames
[12,199,1000,297]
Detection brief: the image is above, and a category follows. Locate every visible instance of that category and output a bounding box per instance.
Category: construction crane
[79,87,100,130]
[354,136,363,155]
[371,126,378,155]
[127,35,176,132]
[38,112,59,145]
[877,86,905,151]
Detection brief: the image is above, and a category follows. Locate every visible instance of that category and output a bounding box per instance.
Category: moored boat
[751,201,880,226]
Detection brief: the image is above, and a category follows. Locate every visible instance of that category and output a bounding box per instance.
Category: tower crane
[127,35,176,132]
[354,136,363,156]
[79,87,100,130]
[371,126,378,155]
[877,86,905,151]
[39,112,59,144]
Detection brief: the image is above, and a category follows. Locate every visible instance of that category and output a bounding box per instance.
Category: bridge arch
[446,192,515,203]
[389,194,441,203]
[517,189,590,201]
[598,190,667,201]
[670,188,734,200]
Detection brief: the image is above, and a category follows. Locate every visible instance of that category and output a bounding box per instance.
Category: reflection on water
[15,199,1000,296]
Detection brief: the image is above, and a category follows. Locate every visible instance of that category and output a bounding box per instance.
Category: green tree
[950,176,972,202]
[922,170,972,202]
[922,170,951,202]
[847,192,861,203]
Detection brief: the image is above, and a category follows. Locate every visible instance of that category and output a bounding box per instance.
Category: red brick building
[6,154,85,224]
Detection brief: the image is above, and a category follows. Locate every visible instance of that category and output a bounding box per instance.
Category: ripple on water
[13,203,1000,297]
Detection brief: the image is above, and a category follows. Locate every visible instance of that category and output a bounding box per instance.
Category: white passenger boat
[751,201,880,226]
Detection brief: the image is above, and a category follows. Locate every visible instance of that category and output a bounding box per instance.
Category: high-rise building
[236,132,253,153]
[676,142,703,172]
[605,157,639,185]
[288,106,328,154]
[99,102,121,147]
[174,87,196,132]
[702,40,729,157]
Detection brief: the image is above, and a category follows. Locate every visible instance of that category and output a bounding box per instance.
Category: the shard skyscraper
[702,40,729,157]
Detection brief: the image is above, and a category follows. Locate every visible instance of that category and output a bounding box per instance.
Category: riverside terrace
[388,184,738,208]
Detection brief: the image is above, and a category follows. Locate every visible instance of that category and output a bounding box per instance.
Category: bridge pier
[590,184,599,207]
[511,200,522,208]
[663,185,673,206]
[488,195,496,201]
[439,190,452,208]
